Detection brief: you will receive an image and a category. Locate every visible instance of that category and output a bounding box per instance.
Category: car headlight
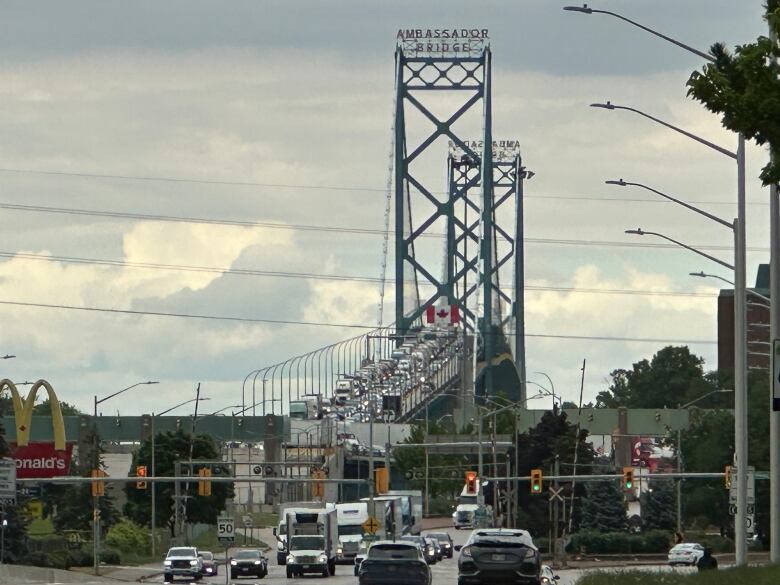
[287,555,295,563]
[230,560,238,566]
[164,560,172,565]
[318,554,328,563]
[189,560,198,566]
[541,578,550,584]
[337,547,343,555]
[461,546,472,558]
[254,560,262,565]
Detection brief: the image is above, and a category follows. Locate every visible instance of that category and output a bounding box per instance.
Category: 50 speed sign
[217,517,235,544]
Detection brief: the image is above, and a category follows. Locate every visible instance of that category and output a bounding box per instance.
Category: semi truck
[387,490,423,535]
[289,395,322,420]
[335,502,368,564]
[275,501,327,565]
[284,507,339,577]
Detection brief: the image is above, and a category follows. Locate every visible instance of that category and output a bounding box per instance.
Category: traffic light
[530,469,542,494]
[724,465,732,489]
[375,467,389,494]
[91,469,105,497]
[622,467,634,490]
[465,471,478,495]
[312,470,326,498]
[136,465,147,490]
[198,468,212,496]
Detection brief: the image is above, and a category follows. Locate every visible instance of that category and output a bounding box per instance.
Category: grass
[576,564,780,585]
[191,526,269,552]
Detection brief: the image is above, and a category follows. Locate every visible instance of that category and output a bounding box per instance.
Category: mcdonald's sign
[1,379,73,479]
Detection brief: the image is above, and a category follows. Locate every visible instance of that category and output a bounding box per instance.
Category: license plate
[241,567,249,571]
[492,554,506,561]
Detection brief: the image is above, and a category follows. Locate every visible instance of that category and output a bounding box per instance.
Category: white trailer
[335,502,368,563]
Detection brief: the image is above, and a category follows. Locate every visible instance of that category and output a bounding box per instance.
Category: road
[119,525,701,585]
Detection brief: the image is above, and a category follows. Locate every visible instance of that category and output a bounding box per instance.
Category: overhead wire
[0,297,717,344]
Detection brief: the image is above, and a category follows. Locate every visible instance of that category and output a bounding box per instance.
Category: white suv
[164,546,203,581]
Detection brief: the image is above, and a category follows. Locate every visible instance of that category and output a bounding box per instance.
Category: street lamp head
[625,228,645,236]
[563,4,593,13]
[689,271,707,278]
[590,101,615,110]
[146,381,160,385]
[605,179,626,186]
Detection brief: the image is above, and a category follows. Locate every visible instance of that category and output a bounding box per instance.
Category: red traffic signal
[136,465,147,490]
[465,471,478,495]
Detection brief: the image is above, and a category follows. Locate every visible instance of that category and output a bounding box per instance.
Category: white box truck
[387,490,423,535]
[285,507,339,578]
[335,502,368,563]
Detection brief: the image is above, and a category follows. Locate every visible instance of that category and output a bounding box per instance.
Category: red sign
[11,442,74,479]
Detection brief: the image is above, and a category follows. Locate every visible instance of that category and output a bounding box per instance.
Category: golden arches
[0,378,67,450]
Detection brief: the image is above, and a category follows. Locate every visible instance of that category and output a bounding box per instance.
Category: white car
[668,542,705,566]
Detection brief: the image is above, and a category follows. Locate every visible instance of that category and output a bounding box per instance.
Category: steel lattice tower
[392,37,525,400]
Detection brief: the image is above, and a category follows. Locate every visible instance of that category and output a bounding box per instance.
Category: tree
[580,480,627,533]
[514,409,596,536]
[32,399,82,416]
[124,429,233,532]
[46,426,119,532]
[687,1,780,184]
[596,346,718,409]
[641,480,676,531]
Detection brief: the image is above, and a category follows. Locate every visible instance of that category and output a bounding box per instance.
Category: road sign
[729,504,737,516]
[548,486,565,503]
[243,514,253,528]
[747,513,755,536]
[362,516,380,534]
[217,517,235,544]
[729,466,755,505]
[0,458,17,503]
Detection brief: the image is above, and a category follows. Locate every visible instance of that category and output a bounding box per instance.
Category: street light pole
[567,2,752,558]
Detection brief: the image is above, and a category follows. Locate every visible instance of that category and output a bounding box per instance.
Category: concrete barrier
[0,563,116,584]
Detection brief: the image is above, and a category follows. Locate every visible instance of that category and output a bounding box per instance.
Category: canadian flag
[426,304,460,326]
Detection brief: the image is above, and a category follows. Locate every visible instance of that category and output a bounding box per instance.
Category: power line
[0,166,764,206]
[0,200,764,252]
[0,249,721,299]
[0,297,717,344]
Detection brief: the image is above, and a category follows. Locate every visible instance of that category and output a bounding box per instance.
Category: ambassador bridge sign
[396,28,489,56]
[1,379,73,479]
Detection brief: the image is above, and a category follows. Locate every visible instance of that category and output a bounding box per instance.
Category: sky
[0,0,772,416]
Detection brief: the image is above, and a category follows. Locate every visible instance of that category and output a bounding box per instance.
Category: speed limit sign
[217,517,235,544]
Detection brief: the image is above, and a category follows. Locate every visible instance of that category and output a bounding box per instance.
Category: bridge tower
[392,31,526,401]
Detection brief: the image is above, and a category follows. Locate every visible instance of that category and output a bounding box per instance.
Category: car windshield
[427,533,449,542]
[168,548,196,557]
[400,536,423,545]
[290,536,325,551]
[235,550,261,559]
[199,552,213,560]
[339,525,364,536]
[369,545,419,560]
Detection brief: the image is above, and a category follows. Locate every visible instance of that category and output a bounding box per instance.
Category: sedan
[230,548,268,580]
[424,532,453,559]
[358,541,431,585]
[456,529,540,585]
[400,536,436,565]
[668,543,705,566]
[199,551,218,576]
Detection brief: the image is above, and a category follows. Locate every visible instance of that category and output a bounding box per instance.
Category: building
[717,264,770,373]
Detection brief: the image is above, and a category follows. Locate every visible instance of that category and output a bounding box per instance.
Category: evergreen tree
[580,480,627,533]
[641,480,676,531]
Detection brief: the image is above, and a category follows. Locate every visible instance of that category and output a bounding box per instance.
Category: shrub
[569,530,673,554]
[106,519,150,553]
[101,549,121,565]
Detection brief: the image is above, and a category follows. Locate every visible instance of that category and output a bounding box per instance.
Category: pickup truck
[163,546,203,582]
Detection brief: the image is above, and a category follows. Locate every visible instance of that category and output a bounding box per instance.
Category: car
[400,536,436,565]
[199,551,218,576]
[427,537,443,561]
[456,529,540,585]
[358,540,431,585]
[540,565,559,584]
[163,546,203,582]
[668,542,705,566]
[230,548,268,580]
[424,532,454,558]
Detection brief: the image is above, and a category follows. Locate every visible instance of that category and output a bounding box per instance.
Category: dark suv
[457,529,540,585]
